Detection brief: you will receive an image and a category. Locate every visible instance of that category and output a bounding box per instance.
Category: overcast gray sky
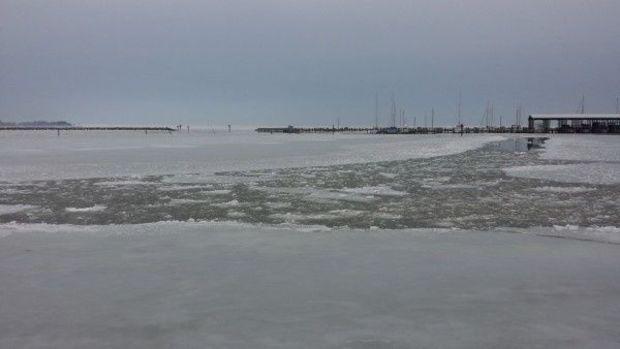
[1,0,619,126]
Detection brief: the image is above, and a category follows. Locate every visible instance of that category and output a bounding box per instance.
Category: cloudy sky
[1,0,619,126]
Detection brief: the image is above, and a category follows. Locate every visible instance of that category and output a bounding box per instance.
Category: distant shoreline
[0,120,72,128]
[0,126,175,132]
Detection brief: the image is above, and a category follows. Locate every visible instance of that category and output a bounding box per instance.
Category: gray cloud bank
[1,0,619,126]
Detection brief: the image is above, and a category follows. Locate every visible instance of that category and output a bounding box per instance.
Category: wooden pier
[0,126,176,132]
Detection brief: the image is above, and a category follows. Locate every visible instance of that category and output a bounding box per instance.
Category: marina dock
[255,126,532,134]
[258,114,620,135]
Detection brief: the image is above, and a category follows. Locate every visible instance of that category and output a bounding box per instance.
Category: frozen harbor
[1,131,620,348]
[1,132,619,232]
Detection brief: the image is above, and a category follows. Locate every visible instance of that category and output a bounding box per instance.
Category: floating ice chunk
[531,186,596,193]
[95,180,148,187]
[269,212,344,221]
[226,210,246,218]
[422,183,480,190]
[341,186,407,197]
[290,224,333,232]
[214,200,240,208]
[373,212,402,220]
[541,135,620,162]
[0,188,30,195]
[268,213,306,222]
[265,202,292,209]
[307,190,377,203]
[166,198,210,205]
[0,204,38,215]
[305,213,341,220]
[328,209,365,217]
[378,172,397,179]
[65,205,106,212]
[202,189,232,195]
[503,163,620,185]
[158,184,214,191]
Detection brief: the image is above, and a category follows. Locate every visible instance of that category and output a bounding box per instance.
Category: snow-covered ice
[1,222,619,348]
[531,186,596,193]
[504,163,620,185]
[504,135,620,185]
[540,134,620,162]
[0,130,503,182]
[1,131,620,348]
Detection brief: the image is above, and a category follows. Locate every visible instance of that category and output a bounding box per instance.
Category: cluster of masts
[172,124,233,133]
[569,94,620,115]
[175,124,190,132]
[373,93,435,129]
[371,92,520,130]
[479,103,524,128]
[365,93,620,130]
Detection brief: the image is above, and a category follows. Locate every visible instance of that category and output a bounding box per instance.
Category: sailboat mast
[390,95,397,128]
[457,91,462,126]
[375,92,379,129]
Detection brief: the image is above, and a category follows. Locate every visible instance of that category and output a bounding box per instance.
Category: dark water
[1,138,619,229]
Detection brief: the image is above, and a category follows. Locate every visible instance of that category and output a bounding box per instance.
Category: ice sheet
[504,163,620,185]
[502,135,620,185]
[0,131,503,182]
[540,134,620,162]
[1,221,619,348]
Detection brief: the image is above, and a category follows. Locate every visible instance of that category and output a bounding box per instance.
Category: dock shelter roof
[529,114,620,120]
